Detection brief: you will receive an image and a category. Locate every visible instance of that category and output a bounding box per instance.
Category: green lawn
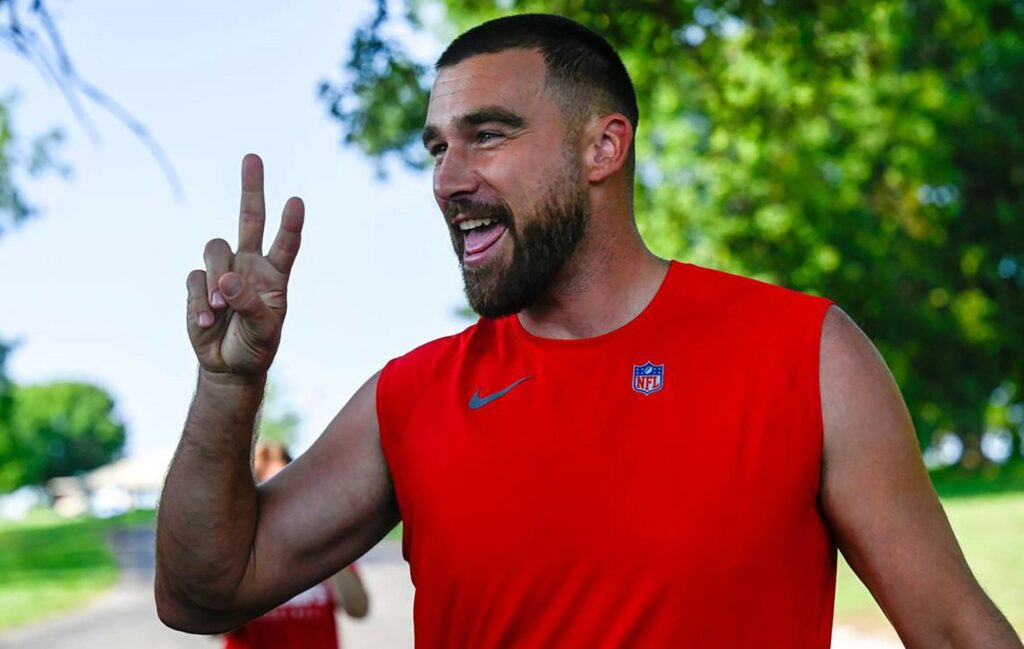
[387,521,403,541]
[0,509,155,631]
[835,491,1024,634]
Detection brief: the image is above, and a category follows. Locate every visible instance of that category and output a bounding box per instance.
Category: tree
[0,95,66,234]
[0,98,66,488]
[0,382,126,492]
[0,0,176,450]
[258,380,300,448]
[319,0,1024,470]
[1,0,179,198]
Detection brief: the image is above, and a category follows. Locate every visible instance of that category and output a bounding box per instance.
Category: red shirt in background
[224,566,360,649]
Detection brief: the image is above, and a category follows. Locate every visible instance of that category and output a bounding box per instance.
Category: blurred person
[221,442,368,649]
[156,13,1022,649]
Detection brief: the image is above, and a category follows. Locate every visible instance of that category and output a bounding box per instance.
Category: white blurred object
[831,625,903,648]
[84,448,175,510]
[980,428,1013,464]
[0,486,46,520]
[91,485,133,519]
[49,476,89,518]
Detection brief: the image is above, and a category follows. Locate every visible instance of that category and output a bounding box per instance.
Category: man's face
[423,49,588,318]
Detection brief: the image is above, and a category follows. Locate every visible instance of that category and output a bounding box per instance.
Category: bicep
[819,307,982,645]
[234,371,399,615]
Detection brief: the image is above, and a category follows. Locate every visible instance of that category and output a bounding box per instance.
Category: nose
[433,145,479,204]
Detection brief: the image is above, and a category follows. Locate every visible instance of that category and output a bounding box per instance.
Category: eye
[429,143,448,159]
[476,131,503,145]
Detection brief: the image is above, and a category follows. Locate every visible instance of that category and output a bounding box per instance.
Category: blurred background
[0,0,1021,647]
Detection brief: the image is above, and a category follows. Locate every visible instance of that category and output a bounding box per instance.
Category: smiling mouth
[460,218,508,264]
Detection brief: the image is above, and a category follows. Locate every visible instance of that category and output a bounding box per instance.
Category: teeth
[458,218,497,231]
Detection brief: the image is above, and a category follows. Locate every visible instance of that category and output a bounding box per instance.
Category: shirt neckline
[506,260,685,348]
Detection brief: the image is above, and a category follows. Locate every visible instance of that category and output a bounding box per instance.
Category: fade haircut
[436,14,640,175]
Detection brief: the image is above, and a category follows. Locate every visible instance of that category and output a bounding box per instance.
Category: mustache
[444,198,513,225]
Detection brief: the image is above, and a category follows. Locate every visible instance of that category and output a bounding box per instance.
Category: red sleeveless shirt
[378,261,836,648]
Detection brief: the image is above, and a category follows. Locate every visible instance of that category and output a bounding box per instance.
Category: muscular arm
[156,155,399,633]
[819,306,1021,647]
[155,372,398,633]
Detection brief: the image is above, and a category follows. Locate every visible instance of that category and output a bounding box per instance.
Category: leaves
[0,95,67,234]
[0,382,126,492]
[318,0,432,173]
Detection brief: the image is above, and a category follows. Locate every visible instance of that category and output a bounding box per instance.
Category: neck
[517,222,669,340]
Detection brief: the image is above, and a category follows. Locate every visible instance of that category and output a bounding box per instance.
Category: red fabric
[223,581,338,649]
[378,261,837,648]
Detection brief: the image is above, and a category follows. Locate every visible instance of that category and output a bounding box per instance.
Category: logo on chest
[468,375,533,410]
[632,361,665,395]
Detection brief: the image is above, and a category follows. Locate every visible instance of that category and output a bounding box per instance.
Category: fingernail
[223,275,243,298]
[211,290,226,308]
[198,312,213,327]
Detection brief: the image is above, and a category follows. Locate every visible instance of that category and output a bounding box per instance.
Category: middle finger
[203,238,234,309]
[238,153,267,253]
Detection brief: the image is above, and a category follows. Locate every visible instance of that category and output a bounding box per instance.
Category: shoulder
[819,305,907,438]
[819,305,892,399]
[669,263,834,348]
[817,306,922,482]
[378,318,511,403]
[383,319,491,378]
[678,262,832,313]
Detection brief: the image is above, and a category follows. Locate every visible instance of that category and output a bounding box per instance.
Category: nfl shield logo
[632,361,664,395]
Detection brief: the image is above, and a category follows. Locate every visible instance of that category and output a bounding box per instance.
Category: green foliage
[0,382,126,493]
[318,0,432,173]
[0,343,13,442]
[323,0,1024,467]
[259,411,300,447]
[0,93,67,235]
[0,96,67,444]
[258,380,300,447]
[0,509,154,630]
[930,458,1024,499]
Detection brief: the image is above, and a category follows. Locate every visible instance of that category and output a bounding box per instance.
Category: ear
[582,113,633,184]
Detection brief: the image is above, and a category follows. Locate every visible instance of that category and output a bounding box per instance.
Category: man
[155,14,1022,648]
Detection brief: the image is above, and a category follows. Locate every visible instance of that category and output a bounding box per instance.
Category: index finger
[266,197,305,275]
[238,153,266,253]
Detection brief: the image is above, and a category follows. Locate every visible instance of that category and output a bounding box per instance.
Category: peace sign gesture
[185,154,304,380]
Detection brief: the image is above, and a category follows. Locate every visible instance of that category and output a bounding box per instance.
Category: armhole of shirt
[811,298,836,495]
[375,359,398,468]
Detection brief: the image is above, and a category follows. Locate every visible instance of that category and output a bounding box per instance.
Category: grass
[0,508,155,631]
[387,521,403,541]
[835,491,1024,635]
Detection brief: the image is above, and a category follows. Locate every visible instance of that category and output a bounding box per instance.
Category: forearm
[938,592,1022,649]
[155,369,266,616]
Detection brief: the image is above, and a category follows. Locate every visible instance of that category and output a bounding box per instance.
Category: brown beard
[445,179,588,319]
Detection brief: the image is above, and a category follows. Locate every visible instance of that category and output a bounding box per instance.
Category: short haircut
[436,14,639,169]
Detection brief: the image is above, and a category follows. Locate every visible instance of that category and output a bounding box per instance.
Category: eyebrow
[421,106,527,148]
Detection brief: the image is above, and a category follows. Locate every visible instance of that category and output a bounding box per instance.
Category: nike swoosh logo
[469,375,533,410]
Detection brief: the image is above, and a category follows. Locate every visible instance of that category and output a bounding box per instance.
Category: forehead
[426,49,552,127]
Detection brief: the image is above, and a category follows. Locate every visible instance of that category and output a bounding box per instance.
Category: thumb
[218,272,276,332]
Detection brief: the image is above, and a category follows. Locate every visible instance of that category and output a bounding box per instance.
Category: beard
[445,175,588,319]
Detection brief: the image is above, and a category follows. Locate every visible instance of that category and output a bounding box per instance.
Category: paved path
[0,526,902,648]
[0,528,414,649]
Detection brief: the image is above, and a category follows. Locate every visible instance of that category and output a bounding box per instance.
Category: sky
[1,0,469,459]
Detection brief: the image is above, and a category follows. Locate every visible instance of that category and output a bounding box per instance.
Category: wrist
[198,367,268,390]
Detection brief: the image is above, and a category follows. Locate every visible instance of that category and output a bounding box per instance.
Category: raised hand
[185,154,304,380]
